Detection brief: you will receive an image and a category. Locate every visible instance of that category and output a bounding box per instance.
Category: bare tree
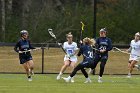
[53,0,65,12]
[7,0,12,20]
[1,0,5,42]
[22,0,31,29]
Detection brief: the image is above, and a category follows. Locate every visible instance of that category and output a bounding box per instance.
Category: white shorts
[64,55,77,62]
[129,54,140,62]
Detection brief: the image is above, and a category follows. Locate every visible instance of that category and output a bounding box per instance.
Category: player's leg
[27,60,34,75]
[81,68,91,83]
[70,61,90,78]
[127,60,137,78]
[127,61,132,77]
[22,63,32,81]
[98,56,107,83]
[62,63,83,82]
[69,61,77,82]
[56,60,70,80]
[90,54,100,70]
[98,61,107,83]
[63,61,92,83]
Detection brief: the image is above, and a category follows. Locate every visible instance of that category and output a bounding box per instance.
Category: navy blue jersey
[96,37,112,55]
[14,39,35,55]
[77,44,93,61]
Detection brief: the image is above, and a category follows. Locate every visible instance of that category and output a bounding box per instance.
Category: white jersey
[63,42,78,62]
[129,40,140,62]
[130,40,140,56]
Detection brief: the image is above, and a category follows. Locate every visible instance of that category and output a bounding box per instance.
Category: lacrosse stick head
[112,47,119,52]
[48,29,56,39]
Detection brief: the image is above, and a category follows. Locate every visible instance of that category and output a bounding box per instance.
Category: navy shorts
[19,55,33,64]
[80,59,93,68]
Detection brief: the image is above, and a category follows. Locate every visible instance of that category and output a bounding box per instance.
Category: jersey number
[88,51,93,58]
[99,46,106,50]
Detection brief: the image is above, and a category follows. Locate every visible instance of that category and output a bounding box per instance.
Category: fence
[0,43,139,75]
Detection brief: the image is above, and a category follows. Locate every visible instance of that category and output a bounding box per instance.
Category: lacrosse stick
[112,47,130,54]
[19,49,31,54]
[80,21,85,41]
[19,48,41,54]
[48,29,67,54]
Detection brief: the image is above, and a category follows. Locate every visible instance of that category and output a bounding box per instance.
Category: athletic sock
[86,77,90,80]
[128,73,131,76]
[59,72,63,75]
[98,76,102,80]
[67,76,72,79]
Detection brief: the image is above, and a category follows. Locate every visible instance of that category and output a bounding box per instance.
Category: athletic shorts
[64,55,77,62]
[80,60,93,68]
[129,54,140,62]
[19,55,33,64]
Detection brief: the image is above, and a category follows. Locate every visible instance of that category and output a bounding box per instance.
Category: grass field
[0,47,140,93]
[0,74,140,93]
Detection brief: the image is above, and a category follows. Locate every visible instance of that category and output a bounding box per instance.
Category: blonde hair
[83,37,96,46]
[66,32,73,37]
[90,38,96,46]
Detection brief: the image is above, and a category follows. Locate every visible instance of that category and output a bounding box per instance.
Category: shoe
[127,75,131,78]
[84,78,92,83]
[56,75,61,80]
[127,73,131,78]
[98,76,103,83]
[28,76,32,81]
[62,77,70,82]
[71,78,75,83]
[98,79,102,83]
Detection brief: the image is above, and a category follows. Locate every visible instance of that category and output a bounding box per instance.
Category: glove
[66,54,70,58]
[68,54,75,57]
[99,49,106,53]
[18,51,23,53]
[58,43,62,46]
[70,54,74,57]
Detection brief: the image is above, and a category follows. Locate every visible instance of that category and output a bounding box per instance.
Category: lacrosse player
[14,30,39,81]
[91,28,112,83]
[127,32,140,78]
[56,32,78,82]
[62,37,95,83]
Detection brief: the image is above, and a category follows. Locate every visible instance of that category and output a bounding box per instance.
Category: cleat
[62,77,70,82]
[71,78,75,83]
[56,75,61,80]
[84,78,92,83]
[127,73,131,78]
[28,76,32,81]
[98,79,103,83]
[126,75,131,78]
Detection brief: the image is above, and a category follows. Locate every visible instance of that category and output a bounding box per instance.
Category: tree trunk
[53,0,65,11]
[7,0,12,20]
[1,0,5,42]
[22,0,31,29]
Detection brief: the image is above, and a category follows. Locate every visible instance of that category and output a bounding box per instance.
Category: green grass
[0,46,140,93]
[0,74,140,93]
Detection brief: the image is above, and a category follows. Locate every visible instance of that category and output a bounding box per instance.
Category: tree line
[0,0,140,44]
